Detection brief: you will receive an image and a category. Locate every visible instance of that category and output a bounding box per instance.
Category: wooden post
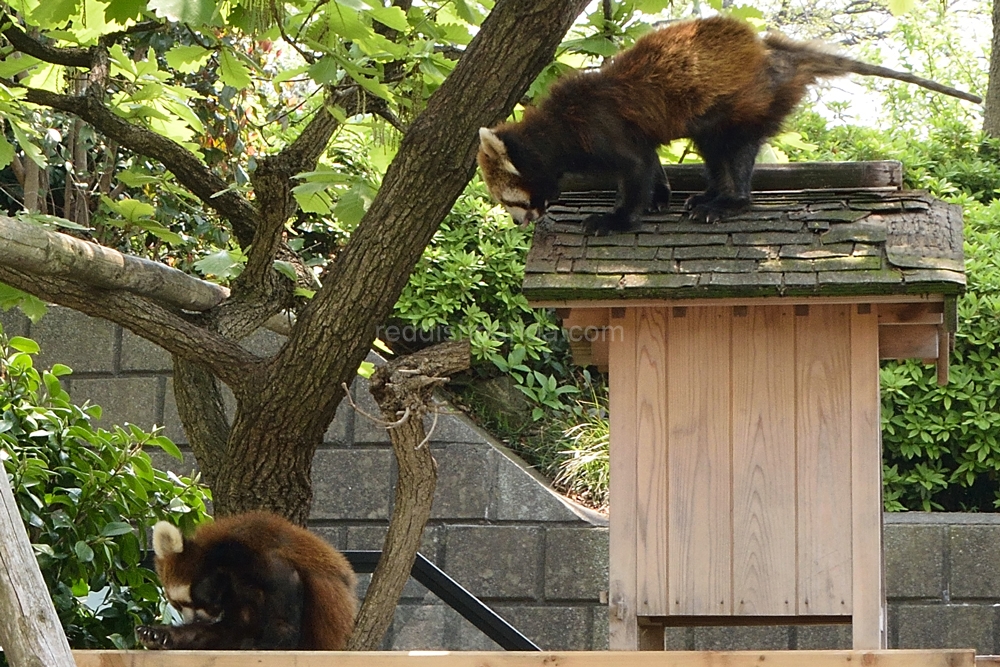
[608,307,638,649]
[0,464,76,667]
[851,305,887,649]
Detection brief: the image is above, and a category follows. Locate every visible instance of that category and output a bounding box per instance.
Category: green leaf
[273,260,297,281]
[887,0,916,15]
[151,436,183,460]
[631,0,672,12]
[328,4,372,40]
[11,123,46,169]
[357,360,375,378]
[140,224,185,245]
[20,212,91,231]
[368,5,408,32]
[0,54,40,79]
[165,45,213,74]
[30,0,80,27]
[308,58,340,86]
[273,63,310,84]
[219,49,252,89]
[107,198,156,222]
[100,522,133,537]
[50,364,73,376]
[115,170,161,187]
[149,0,217,24]
[8,337,40,354]
[334,185,372,226]
[104,0,148,22]
[74,540,95,563]
[193,250,245,279]
[563,36,618,58]
[0,137,13,170]
[451,0,477,24]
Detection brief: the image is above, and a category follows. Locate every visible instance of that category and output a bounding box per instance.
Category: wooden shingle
[522,162,965,304]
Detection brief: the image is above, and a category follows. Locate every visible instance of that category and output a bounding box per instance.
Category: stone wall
[2,306,1000,652]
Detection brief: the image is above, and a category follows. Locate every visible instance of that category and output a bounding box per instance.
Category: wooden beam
[937,328,951,386]
[530,294,946,310]
[877,303,944,325]
[1,459,77,667]
[561,308,611,370]
[878,324,939,360]
[72,650,976,667]
[851,306,886,649]
[608,308,638,649]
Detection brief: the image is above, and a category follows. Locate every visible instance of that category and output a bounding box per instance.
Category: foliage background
[0,328,211,649]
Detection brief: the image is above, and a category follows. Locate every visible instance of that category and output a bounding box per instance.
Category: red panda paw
[136,625,174,650]
[685,194,750,223]
[583,212,640,236]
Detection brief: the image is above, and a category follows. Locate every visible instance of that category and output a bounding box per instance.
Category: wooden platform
[72,650,975,667]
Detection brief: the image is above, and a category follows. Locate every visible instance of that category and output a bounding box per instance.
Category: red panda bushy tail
[763,32,982,104]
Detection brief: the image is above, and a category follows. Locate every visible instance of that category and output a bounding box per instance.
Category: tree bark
[985,0,1000,137]
[347,340,470,651]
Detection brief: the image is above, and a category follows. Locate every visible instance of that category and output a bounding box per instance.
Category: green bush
[393,179,585,420]
[879,199,1000,511]
[0,326,211,648]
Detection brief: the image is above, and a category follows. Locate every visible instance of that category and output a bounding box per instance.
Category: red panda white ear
[152,521,184,558]
[478,128,520,176]
[478,127,504,157]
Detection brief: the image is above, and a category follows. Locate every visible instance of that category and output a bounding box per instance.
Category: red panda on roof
[478,16,979,236]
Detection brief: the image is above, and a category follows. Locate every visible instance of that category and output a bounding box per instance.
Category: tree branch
[347,340,469,650]
[0,214,227,311]
[14,85,259,247]
[0,19,92,67]
[239,86,360,290]
[0,266,259,387]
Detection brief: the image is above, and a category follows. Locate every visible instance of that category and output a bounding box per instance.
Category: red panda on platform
[136,511,357,650]
[477,15,980,235]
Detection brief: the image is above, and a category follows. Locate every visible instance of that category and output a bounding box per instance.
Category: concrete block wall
[3,306,1000,652]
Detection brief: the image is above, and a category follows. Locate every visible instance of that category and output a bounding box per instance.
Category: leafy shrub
[0,327,211,648]
[879,199,1000,511]
[393,179,586,419]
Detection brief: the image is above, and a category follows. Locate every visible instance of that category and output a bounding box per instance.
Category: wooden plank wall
[795,305,853,617]
[608,308,639,649]
[608,303,884,647]
[71,649,976,667]
[731,306,797,617]
[666,307,731,617]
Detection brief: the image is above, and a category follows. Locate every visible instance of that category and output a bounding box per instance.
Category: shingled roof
[522,161,965,304]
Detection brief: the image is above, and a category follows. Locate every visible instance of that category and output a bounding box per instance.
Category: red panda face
[152,521,223,624]
[477,127,545,225]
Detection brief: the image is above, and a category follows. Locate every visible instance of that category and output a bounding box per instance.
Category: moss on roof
[522,183,965,303]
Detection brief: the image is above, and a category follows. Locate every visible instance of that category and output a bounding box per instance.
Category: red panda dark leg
[687,127,764,222]
[583,146,663,235]
[651,163,671,211]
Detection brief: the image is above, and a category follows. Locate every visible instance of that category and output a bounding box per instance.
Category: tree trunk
[347,341,470,650]
[984,0,1000,137]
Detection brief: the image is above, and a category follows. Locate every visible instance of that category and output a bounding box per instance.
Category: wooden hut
[521,161,965,651]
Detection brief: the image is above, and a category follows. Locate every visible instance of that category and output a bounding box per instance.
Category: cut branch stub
[368,339,472,414]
